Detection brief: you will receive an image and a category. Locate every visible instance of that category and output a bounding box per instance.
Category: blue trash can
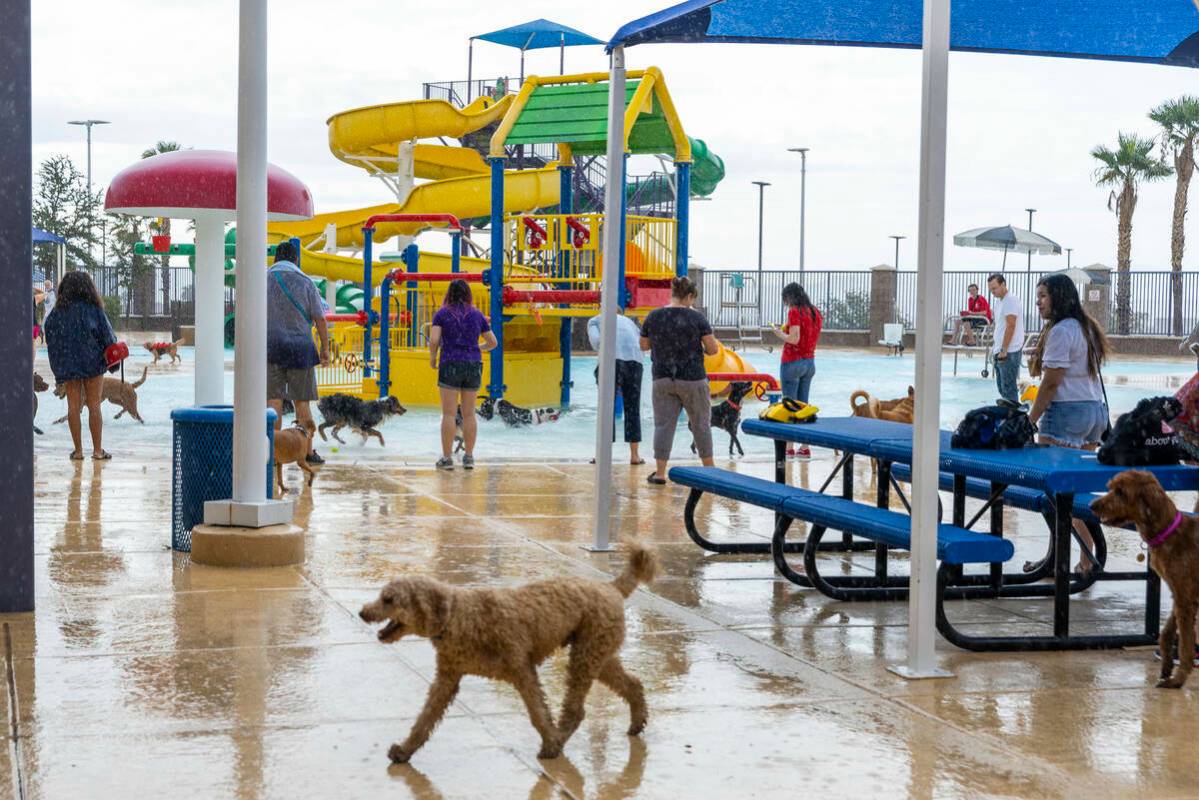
[171,405,277,552]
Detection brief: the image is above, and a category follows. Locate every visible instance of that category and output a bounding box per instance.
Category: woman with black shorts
[429,279,497,470]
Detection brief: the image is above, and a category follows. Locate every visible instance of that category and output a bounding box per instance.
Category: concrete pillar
[193,215,226,405]
[0,0,34,612]
[869,263,897,342]
[1082,264,1111,333]
[691,265,706,312]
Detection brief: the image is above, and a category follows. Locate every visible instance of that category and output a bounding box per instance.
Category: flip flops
[93,450,112,460]
[646,473,667,485]
[69,451,84,461]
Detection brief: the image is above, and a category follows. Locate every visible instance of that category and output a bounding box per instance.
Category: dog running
[274,420,316,494]
[693,381,752,457]
[317,394,406,446]
[478,396,561,427]
[359,542,658,763]
[1090,471,1199,689]
[143,339,183,365]
[53,365,149,425]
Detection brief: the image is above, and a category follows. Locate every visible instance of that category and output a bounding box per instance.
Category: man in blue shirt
[587,310,645,464]
[267,240,329,464]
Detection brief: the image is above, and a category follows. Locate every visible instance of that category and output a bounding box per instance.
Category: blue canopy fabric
[608,0,1199,67]
[475,19,602,51]
[32,227,65,245]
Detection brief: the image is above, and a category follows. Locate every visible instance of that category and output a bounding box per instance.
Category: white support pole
[890,0,953,681]
[193,215,226,405]
[589,46,626,553]
[323,222,338,308]
[231,0,270,505]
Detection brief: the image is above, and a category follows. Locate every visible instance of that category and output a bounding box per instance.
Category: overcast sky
[32,0,1199,272]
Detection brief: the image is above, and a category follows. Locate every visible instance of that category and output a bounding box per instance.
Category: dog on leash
[317,394,406,446]
[53,365,149,425]
[359,542,658,763]
[1090,471,1199,689]
[850,386,915,424]
[274,420,316,494]
[143,339,182,365]
[33,372,49,435]
[692,381,752,457]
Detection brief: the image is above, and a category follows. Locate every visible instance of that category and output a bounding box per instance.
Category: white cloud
[34,0,1199,271]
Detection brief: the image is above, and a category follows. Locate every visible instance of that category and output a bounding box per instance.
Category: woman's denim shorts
[1039,400,1108,447]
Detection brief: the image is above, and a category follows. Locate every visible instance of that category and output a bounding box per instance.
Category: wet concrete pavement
[4,447,1198,800]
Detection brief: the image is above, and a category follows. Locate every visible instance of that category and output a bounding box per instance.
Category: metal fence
[87,265,233,322]
[703,268,1198,337]
[422,77,512,106]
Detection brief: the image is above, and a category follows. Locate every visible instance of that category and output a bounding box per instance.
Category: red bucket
[151,235,171,253]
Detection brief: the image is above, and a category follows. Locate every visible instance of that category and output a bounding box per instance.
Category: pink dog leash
[1147,512,1185,549]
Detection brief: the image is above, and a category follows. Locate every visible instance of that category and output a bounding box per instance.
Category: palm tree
[140,141,184,316]
[1150,96,1199,336]
[1091,133,1173,335]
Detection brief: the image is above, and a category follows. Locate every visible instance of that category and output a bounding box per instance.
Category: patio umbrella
[469,19,602,94]
[953,225,1061,268]
[1046,266,1109,285]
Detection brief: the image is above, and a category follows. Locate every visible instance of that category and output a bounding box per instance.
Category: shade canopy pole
[589,45,626,553]
[890,0,953,681]
[467,39,474,102]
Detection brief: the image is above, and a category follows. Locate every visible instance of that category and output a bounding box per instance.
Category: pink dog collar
[1147,512,1185,549]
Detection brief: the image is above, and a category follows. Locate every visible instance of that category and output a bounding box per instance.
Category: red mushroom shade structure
[105,150,313,405]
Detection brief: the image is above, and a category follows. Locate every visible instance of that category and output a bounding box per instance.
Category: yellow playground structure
[266,68,751,407]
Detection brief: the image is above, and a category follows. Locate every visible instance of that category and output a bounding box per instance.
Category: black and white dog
[317,394,406,447]
[693,381,753,457]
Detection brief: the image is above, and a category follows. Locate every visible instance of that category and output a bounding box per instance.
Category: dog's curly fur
[53,365,148,424]
[317,393,406,446]
[359,543,658,763]
[693,381,752,457]
[1091,471,1199,689]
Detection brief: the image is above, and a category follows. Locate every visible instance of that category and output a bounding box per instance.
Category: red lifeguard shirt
[782,305,822,362]
[965,294,992,322]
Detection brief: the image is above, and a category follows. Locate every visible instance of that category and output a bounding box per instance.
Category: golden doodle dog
[53,366,149,424]
[850,386,915,424]
[359,543,658,763]
[143,339,183,365]
[1090,471,1199,689]
[274,420,316,494]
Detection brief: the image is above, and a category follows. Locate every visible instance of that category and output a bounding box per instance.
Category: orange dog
[1090,471,1199,689]
[144,339,182,365]
[850,386,915,424]
[274,421,316,494]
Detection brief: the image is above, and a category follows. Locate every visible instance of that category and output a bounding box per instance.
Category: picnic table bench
[674,416,1199,651]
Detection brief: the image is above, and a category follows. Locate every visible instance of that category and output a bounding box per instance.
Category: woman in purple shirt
[429,279,497,470]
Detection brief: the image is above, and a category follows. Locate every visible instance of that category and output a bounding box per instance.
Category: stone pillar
[869,264,897,342]
[1082,264,1111,333]
[691,266,706,313]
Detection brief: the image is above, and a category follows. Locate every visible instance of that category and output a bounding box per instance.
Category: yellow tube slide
[704,343,758,398]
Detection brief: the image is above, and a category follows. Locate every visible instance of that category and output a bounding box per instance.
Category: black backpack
[951,403,1036,450]
[1097,396,1182,466]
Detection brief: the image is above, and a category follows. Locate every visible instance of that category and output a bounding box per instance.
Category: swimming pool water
[32,346,1197,464]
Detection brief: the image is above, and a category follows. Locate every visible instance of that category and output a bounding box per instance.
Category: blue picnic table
[729,416,1199,651]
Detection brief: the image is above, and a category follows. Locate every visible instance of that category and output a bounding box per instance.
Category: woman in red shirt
[947,283,992,346]
[770,282,823,459]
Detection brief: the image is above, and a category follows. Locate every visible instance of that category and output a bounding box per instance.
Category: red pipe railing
[706,372,781,390]
[361,213,463,232]
[502,287,600,305]
[385,270,483,283]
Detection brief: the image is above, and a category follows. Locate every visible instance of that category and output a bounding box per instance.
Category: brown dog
[359,543,658,764]
[1090,471,1199,689]
[53,366,149,424]
[274,420,316,494]
[850,386,915,424]
[144,339,182,365]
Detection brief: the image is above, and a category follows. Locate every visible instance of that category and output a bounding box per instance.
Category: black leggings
[596,360,643,443]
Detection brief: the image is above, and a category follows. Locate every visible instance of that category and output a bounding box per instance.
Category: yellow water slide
[266,95,560,284]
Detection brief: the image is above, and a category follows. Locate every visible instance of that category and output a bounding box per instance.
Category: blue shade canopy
[608,0,1199,67]
[474,19,603,51]
[32,227,65,245]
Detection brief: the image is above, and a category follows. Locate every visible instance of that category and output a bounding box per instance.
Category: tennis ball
[331,447,340,453]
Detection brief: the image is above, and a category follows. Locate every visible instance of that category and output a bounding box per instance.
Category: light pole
[1025,207,1036,272]
[68,119,110,261]
[1066,247,1073,268]
[787,147,808,276]
[752,180,770,309]
[890,235,906,268]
